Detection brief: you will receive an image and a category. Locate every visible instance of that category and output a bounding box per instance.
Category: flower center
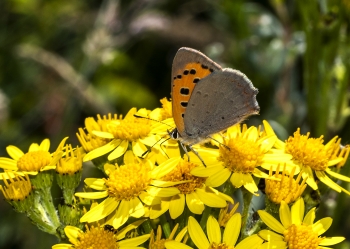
[161,160,205,194]
[284,224,322,249]
[208,242,234,249]
[265,169,306,204]
[105,163,152,201]
[56,145,83,175]
[75,225,119,249]
[17,151,52,172]
[150,239,167,249]
[218,137,263,173]
[285,129,332,171]
[0,174,32,201]
[108,117,151,142]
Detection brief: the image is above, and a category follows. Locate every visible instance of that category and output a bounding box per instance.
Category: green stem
[141,219,153,234]
[199,206,212,231]
[37,187,61,230]
[159,214,171,238]
[240,188,253,240]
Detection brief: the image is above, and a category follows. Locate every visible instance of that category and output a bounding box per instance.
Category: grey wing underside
[183,68,260,137]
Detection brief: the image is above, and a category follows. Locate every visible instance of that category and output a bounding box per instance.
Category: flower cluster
[0,97,349,249]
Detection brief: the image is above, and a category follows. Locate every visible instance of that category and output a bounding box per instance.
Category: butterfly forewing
[171,47,221,136]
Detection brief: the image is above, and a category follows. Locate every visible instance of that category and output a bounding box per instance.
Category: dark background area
[1,0,350,248]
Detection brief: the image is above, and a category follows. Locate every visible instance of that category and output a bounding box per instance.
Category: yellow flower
[82,107,171,161]
[148,97,173,121]
[75,152,183,228]
[275,128,350,194]
[258,198,345,249]
[149,224,188,249]
[52,220,150,249]
[191,121,292,195]
[56,145,83,175]
[265,165,307,204]
[165,214,264,249]
[0,137,68,179]
[149,157,233,219]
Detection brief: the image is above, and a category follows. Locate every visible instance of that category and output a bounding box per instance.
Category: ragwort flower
[149,157,233,219]
[275,128,350,194]
[165,214,264,249]
[52,220,149,249]
[75,152,184,228]
[82,107,172,162]
[0,137,67,179]
[191,121,292,195]
[258,198,345,249]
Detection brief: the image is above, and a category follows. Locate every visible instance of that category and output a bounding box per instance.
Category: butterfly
[169,47,260,159]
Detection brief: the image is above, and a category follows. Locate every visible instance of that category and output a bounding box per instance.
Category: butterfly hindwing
[184,68,259,138]
[171,47,221,136]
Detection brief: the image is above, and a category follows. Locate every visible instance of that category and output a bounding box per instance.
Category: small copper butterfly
[169,47,260,150]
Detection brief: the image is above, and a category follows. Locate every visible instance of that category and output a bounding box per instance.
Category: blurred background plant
[0,0,350,248]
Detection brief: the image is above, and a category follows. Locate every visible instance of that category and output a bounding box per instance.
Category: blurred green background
[1,0,350,248]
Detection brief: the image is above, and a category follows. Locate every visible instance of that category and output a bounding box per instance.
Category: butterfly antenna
[133,114,173,128]
[208,136,230,150]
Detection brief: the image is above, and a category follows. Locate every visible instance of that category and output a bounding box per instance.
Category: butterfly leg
[188,144,207,167]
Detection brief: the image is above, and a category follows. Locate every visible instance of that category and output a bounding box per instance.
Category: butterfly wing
[171,47,221,137]
[184,68,259,138]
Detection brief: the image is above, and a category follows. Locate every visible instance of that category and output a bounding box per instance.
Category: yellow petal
[112,200,130,229]
[108,140,128,160]
[279,201,291,229]
[165,241,192,249]
[52,244,74,249]
[186,192,204,214]
[258,229,284,241]
[118,234,151,247]
[117,219,146,240]
[84,139,120,161]
[6,146,24,160]
[40,139,51,151]
[139,191,161,206]
[150,199,170,219]
[303,207,316,225]
[258,210,285,234]
[326,168,350,182]
[303,166,318,190]
[315,170,341,192]
[0,157,18,170]
[28,143,40,152]
[195,188,226,207]
[146,186,180,197]
[319,236,345,246]
[84,178,106,190]
[123,150,136,165]
[191,164,224,178]
[169,194,185,219]
[223,213,241,246]
[235,234,264,249]
[129,197,145,218]
[206,168,231,187]
[64,225,82,244]
[92,130,114,139]
[242,174,259,196]
[152,157,181,179]
[75,191,108,199]
[230,172,245,188]
[291,198,304,225]
[313,217,332,236]
[80,197,119,222]
[188,216,209,249]
[207,216,221,244]
[132,140,148,158]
